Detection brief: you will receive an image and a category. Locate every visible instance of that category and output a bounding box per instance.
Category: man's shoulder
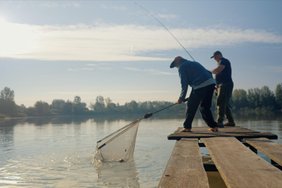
[179,60,190,68]
[221,57,231,65]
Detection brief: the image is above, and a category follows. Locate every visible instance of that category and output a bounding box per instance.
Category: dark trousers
[217,82,235,124]
[183,84,217,129]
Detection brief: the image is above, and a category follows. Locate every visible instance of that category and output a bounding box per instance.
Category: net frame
[95,119,141,162]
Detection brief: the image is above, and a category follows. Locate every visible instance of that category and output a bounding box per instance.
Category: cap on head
[170,56,183,68]
[210,51,222,59]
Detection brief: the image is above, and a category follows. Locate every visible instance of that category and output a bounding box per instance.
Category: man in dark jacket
[170,56,218,132]
[211,51,235,127]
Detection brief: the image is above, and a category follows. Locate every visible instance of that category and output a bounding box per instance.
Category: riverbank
[1,114,282,128]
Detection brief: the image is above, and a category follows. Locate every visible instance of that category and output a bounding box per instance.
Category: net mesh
[95,119,141,162]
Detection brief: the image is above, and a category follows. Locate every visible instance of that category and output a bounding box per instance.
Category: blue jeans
[184,84,217,129]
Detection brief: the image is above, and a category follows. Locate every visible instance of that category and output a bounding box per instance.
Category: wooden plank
[158,139,209,188]
[174,127,259,134]
[168,127,278,140]
[246,138,282,166]
[203,137,282,188]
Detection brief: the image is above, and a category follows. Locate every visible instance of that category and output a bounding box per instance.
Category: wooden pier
[158,126,282,188]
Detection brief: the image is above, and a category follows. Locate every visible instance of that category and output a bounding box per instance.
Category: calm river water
[0,117,281,187]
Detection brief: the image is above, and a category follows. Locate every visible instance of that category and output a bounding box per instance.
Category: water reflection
[0,119,16,145]
[0,119,17,167]
[237,119,282,143]
[0,117,88,127]
[0,115,144,126]
[95,161,140,188]
[24,116,90,126]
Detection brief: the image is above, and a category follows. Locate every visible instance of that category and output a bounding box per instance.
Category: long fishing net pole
[143,98,189,119]
[135,2,196,62]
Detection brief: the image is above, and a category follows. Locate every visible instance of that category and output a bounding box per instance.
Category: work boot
[182,128,192,132]
[208,127,218,132]
[217,122,224,128]
[224,122,236,127]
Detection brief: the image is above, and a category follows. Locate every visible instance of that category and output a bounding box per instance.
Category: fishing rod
[135,2,196,62]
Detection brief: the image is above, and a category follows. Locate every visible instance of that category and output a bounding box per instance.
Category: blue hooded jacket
[178,59,214,100]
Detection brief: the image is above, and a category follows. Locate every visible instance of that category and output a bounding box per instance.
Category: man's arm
[178,68,188,103]
[212,64,225,74]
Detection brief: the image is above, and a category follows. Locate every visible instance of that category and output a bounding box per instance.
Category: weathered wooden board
[168,127,278,140]
[203,137,282,188]
[246,138,282,166]
[158,139,209,188]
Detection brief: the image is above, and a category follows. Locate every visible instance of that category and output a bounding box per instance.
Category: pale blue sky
[0,0,281,106]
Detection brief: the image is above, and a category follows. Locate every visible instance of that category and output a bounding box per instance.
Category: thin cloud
[67,67,94,72]
[39,1,81,8]
[86,62,114,68]
[124,67,176,76]
[156,13,178,21]
[0,20,282,61]
[67,63,113,72]
[100,4,128,11]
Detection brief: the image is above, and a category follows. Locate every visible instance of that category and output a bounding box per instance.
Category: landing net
[95,119,141,162]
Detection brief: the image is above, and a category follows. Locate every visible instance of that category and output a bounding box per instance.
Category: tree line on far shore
[0,83,282,119]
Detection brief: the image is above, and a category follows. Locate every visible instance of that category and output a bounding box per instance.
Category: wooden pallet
[168,127,278,140]
[159,127,282,188]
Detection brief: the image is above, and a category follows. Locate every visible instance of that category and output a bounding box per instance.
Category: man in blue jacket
[170,56,218,132]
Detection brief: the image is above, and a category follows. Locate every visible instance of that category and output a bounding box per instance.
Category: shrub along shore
[0,83,282,119]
